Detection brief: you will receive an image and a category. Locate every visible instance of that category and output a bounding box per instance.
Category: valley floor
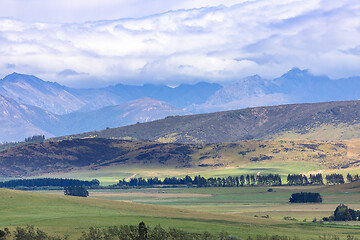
[26,184,360,239]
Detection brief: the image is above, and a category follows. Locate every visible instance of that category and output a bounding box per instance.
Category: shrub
[289,192,322,203]
[64,186,89,197]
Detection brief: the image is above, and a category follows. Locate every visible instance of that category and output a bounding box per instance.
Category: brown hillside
[1,138,360,177]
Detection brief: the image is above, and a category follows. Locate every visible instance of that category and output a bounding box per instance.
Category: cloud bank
[0,0,359,87]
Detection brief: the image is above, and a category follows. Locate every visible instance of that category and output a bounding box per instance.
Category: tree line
[0,178,100,189]
[117,174,282,187]
[24,135,45,143]
[116,173,359,188]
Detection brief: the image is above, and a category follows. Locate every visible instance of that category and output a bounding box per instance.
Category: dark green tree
[138,222,147,240]
[64,186,89,197]
[334,204,352,221]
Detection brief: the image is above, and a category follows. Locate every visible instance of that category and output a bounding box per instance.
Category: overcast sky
[0,0,359,87]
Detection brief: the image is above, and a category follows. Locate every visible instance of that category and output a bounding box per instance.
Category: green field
[19,183,360,239]
[3,137,360,239]
[86,185,360,221]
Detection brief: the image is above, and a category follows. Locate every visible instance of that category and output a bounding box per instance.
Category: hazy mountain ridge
[60,98,189,134]
[189,68,360,113]
[188,75,289,112]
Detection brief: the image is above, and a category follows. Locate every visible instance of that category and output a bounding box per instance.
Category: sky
[0,0,359,87]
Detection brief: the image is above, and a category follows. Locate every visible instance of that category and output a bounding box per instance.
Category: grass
[31,137,360,186]
[2,187,360,239]
[271,123,360,140]
[87,185,360,222]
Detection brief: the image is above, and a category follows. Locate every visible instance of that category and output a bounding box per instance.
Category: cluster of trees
[325,174,345,184]
[323,204,360,221]
[117,174,282,188]
[287,173,359,185]
[309,174,324,184]
[289,192,322,203]
[0,226,62,240]
[346,173,360,182]
[64,185,89,197]
[287,174,309,185]
[24,135,45,142]
[0,178,100,189]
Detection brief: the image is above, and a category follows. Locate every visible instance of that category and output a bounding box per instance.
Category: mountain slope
[57,100,360,143]
[0,73,86,114]
[0,94,62,142]
[0,137,359,177]
[0,93,190,142]
[60,98,189,134]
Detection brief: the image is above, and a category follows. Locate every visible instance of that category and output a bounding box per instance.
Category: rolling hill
[56,100,360,143]
[1,137,360,177]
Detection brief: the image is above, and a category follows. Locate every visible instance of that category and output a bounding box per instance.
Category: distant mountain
[57,100,360,143]
[0,95,189,142]
[60,98,189,134]
[0,73,222,114]
[188,68,360,113]
[0,94,62,142]
[70,81,222,111]
[273,67,360,103]
[188,75,288,112]
[0,73,86,114]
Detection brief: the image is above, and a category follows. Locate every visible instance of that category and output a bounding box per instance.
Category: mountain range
[0,73,218,142]
[1,68,360,142]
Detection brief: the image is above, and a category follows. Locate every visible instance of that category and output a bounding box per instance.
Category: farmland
[17,182,358,239]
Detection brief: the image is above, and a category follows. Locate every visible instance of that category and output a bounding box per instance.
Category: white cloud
[0,0,249,23]
[0,0,359,86]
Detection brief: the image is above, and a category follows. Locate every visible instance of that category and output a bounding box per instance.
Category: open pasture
[88,184,360,222]
[2,187,360,239]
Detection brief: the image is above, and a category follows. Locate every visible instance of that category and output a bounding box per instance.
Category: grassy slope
[1,188,360,240]
[6,137,360,183]
[1,137,359,178]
